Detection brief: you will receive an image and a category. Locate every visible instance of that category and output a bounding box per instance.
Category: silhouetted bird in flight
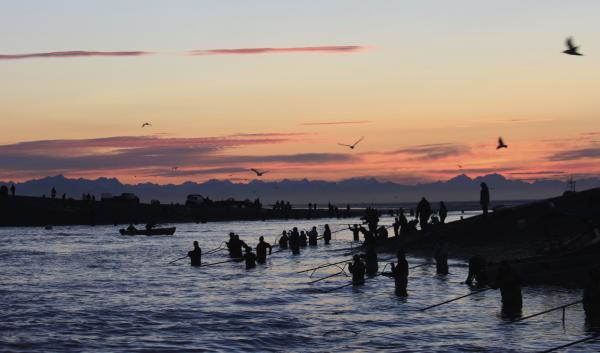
[142,122,152,128]
[497,137,508,149]
[338,136,364,150]
[563,37,583,56]
[250,169,268,176]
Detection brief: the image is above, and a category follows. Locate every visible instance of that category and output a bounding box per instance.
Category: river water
[1,212,598,352]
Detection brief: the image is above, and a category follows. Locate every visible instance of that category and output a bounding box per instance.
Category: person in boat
[289,230,300,255]
[480,182,490,217]
[491,261,522,313]
[416,197,432,232]
[243,247,257,269]
[349,224,360,242]
[299,230,308,247]
[145,222,157,231]
[348,255,366,285]
[390,249,409,296]
[363,244,379,276]
[278,231,289,249]
[256,236,272,264]
[439,201,448,224]
[583,268,600,324]
[308,226,318,246]
[465,254,488,287]
[323,224,332,245]
[188,241,202,267]
[126,224,137,232]
[434,243,449,275]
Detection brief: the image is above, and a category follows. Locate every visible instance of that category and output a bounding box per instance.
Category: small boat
[119,227,176,236]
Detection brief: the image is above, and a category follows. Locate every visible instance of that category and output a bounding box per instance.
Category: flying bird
[338,136,364,150]
[250,168,268,176]
[563,37,583,56]
[497,137,508,150]
[142,122,152,128]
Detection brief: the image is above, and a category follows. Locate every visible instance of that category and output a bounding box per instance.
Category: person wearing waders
[299,230,308,247]
[583,268,600,324]
[434,243,449,275]
[491,261,522,314]
[465,254,488,287]
[348,255,366,285]
[278,231,289,249]
[289,230,300,255]
[364,244,379,276]
[243,247,257,269]
[349,224,360,242]
[323,224,332,245]
[188,241,202,267]
[308,227,318,246]
[390,250,409,296]
[256,236,272,264]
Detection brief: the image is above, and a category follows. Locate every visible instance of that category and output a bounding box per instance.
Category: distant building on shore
[101,192,140,204]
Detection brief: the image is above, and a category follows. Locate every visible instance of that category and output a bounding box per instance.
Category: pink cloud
[189,46,368,56]
[0,51,152,60]
[300,120,371,126]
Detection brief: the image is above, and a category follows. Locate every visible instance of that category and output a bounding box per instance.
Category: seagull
[142,122,152,128]
[250,168,268,177]
[563,37,583,56]
[338,136,364,150]
[497,137,508,150]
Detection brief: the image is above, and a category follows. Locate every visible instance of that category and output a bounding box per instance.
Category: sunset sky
[1,1,599,184]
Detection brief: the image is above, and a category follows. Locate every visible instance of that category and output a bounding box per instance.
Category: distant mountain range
[2,174,598,204]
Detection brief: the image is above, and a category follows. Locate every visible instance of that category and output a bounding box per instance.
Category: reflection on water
[1,213,598,352]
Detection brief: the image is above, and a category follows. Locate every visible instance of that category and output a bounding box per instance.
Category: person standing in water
[364,244,379,276]
[439,201,448,224]
[323,224,332,245]
[299,230,308,247]
[243,247,257,269]
[349,224,360,242]
[289,230,300,255]
[416,197,432,232]
[188,241,202,267]
[256,236,272,264]
[308,226,318,246]
[390,250,409,296]
[491,261,522,314]
[278,231,289,249]
[348,255,366,285]
[434,243,449,275]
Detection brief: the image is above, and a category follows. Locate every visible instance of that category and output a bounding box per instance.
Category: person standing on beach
[188,241,202,267]
[480,182,490,217]
[439,201,448,224]
[10,184,15,196]
[416,197,432,232]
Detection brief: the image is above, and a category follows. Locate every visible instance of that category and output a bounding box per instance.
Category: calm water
[1,212,598,352]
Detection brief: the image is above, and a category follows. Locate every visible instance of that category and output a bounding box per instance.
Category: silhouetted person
[256,236,272,264]
[363,207,380,233]
[434,243,449,275]
[584,268,600,324]
[226,233,247,259]
[391,250,409,296]
[392,217,400,237]
[480,182,490,217]
[349,224,360,242]
[51,187,57,199]
[491,262,522,313]
[323,224,332,245]
[348,255,366,285]
[465,255,488,287]
[278,231,289,249]
[243,247,257,269]
[188,241,202,266]
[126,224,137,232]
[0,185,8,197]
[398,209,408,237]
[364,245,379,276]
[10,184,15,196]
[289,229,300,255]
[439,201,448,224]
[416,197,432,232]
[299,230,308,247]
[308,226,318,246]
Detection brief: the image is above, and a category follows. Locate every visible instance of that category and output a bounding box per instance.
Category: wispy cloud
[549,147,600,161]
[391,143,471,160]
[188,46,368,56]
[0,51,152,60]
[300,120,371,126]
